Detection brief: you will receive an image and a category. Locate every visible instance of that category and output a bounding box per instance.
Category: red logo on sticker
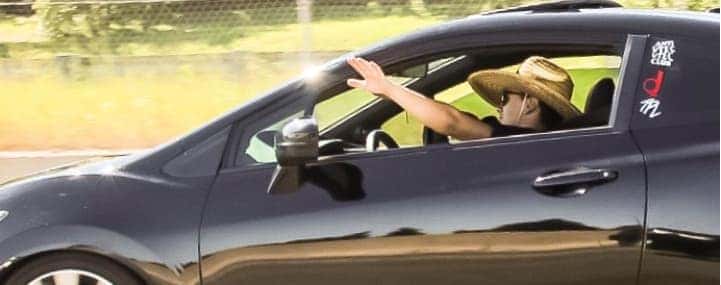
[643,69,665,98]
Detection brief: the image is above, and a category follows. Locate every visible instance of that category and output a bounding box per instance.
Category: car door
[198,35,649,285]
[631,35,720,284]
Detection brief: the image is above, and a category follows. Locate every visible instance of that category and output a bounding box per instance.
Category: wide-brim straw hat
[467,56,581,120]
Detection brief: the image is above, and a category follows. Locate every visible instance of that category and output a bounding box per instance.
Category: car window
[236,56,464,166]
[234,53,623,167]
[313,63,448,131]
[314,56,462,147]
[163,126,231,177]
[314,89,377,131]
[244,110,303,163]
[381,55,621,146]
[239,85,385,166]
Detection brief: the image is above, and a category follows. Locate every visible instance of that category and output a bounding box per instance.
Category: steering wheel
[365,129,399,152]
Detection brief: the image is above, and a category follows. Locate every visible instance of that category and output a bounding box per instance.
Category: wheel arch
[0,249,147,285]
[0,225,165,285]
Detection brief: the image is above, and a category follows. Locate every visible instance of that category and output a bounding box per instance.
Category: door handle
[533,167,618,197]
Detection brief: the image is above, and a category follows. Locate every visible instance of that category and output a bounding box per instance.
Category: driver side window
[381,55,621,145]
[316,56,463,148]
[239,72,418,166]
[314,71,427,131]
[236,52,622,167]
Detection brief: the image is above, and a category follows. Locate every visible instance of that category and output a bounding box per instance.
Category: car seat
[554,77,615,129]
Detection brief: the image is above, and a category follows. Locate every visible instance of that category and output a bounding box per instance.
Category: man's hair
[538,102,563,129]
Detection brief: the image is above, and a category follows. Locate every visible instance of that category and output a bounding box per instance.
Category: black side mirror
[267,117,319,195]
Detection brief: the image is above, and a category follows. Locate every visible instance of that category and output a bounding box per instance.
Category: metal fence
[1,0,716,58]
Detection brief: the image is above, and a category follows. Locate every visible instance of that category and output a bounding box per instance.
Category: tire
[4,252,142,285]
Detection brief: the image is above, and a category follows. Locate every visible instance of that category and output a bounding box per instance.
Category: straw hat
[467,56,581,120]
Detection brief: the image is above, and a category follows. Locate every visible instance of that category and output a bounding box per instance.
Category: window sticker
[650,40,675,67]
[642,70,665,98]
[639,98,662,118]
[639,69,666,119]
[639,40,675,119]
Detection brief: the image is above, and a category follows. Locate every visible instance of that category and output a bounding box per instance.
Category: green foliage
[33,1,112,53]
[0,44,8,58]
[686,0,716,10]
[31,0,261,54]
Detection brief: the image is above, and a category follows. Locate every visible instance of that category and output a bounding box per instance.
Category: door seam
[629,128,650,285]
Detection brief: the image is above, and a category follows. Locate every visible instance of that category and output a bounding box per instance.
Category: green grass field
[0,7,443,59]
[0,70,300,150]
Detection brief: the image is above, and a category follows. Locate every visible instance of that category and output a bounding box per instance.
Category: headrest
[585,78,615,113]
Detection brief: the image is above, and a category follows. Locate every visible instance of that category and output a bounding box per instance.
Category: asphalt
[0,154,98,183]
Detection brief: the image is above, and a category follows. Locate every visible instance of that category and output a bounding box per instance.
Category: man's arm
[346,57,492,140]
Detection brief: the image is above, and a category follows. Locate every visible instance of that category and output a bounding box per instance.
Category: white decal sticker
[650,40,675,67]
[639,98,662,119]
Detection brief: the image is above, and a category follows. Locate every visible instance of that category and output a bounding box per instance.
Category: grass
[0,70,300,150]
[234,16,440,53]
[0,9,443,58]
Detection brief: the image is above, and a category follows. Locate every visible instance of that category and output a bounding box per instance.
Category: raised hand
[346,57,489,139]
[346,57,395,97]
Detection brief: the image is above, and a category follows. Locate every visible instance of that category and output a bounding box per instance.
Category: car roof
[355,7,719,59]
[475,8,716,35]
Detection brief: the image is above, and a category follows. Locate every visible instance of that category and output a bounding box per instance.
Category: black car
[0,1,718,284]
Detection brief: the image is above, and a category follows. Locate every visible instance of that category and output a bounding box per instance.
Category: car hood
[0,154,137,190]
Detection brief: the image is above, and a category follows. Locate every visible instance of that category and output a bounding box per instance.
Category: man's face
[498,92,526,126]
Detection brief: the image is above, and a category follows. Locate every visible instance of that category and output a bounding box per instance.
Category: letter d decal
[643,69,665,97]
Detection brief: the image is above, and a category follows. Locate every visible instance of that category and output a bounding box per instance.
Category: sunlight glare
[302,65,323,81]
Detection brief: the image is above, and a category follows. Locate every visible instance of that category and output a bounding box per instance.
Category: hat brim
[467,70,580,120]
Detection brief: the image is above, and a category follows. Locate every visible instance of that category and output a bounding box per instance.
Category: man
[346,56,580,140]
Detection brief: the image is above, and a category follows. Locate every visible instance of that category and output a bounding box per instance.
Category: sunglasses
[500,91,524,107]
[500,93,509,107]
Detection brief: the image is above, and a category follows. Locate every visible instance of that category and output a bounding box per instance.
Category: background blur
[0,0,718,180]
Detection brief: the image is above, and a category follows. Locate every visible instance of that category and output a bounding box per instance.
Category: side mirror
[267,117,319,195]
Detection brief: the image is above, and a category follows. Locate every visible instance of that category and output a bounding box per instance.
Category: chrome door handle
[533,167,618,197]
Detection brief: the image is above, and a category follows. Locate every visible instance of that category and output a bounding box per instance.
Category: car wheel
[4,252,142,285]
